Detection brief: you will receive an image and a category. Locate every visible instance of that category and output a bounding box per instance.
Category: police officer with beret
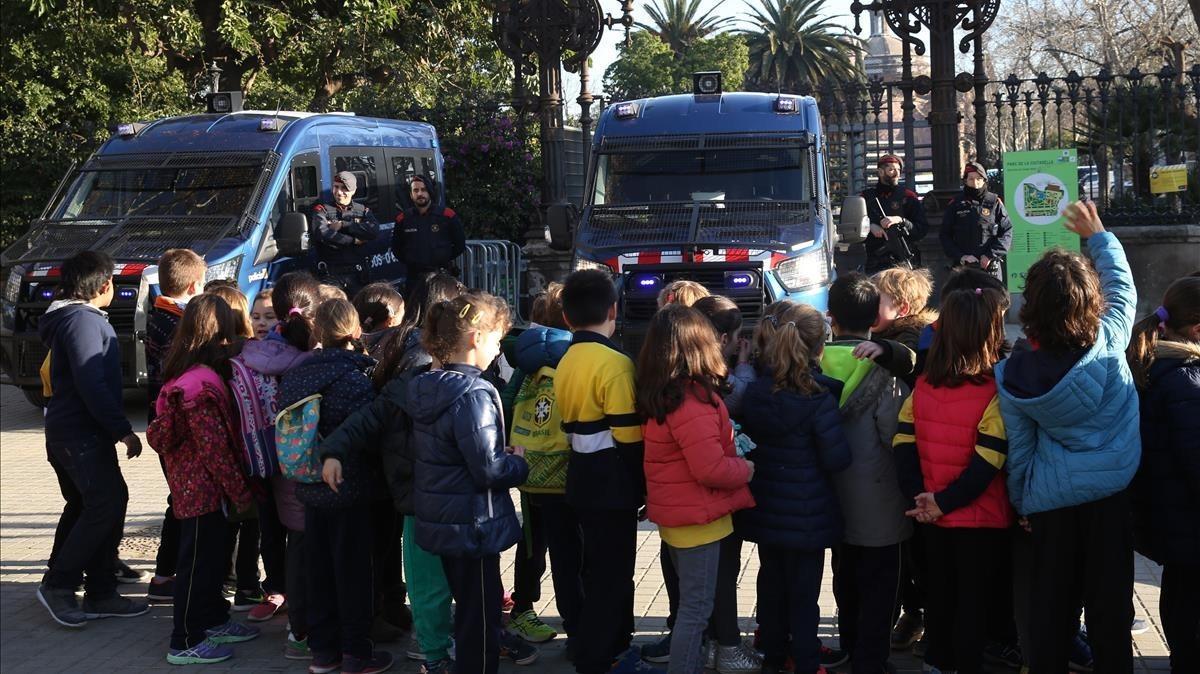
[940,161,1012,282]
[391,175,466,287]
[861,154,929,273]
[311,170,380,296]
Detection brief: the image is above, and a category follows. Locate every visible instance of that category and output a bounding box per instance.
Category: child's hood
[1155,339,1200,364]
[996,339,1112,424]
[514,325,572,372]
[821,344,877,407]
[409,367,485,425]
[286,348,374,393]
[240,336,310,376]
[37,301,103,344]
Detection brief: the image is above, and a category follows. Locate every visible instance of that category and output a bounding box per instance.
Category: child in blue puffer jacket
[410,291,531,674]
[994,201,1139,674]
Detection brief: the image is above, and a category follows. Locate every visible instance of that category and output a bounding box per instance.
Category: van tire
[22,388,48,408]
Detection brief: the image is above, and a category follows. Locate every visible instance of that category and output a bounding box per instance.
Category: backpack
[229,355,281,478]
[509,366,569,494]
[275,393,324,484]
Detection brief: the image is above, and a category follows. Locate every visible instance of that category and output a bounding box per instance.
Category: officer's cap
[334,171,357,193]
[878,154,904,171]
[963,161,986,180]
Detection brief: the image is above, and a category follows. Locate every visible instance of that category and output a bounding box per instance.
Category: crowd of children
[34,201,1199,674]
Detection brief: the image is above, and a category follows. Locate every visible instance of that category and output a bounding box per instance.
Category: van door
[254,152,320,284]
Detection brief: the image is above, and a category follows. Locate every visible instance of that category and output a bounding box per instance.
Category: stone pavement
[0,383,1174,673]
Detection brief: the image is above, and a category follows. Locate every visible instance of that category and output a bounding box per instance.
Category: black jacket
[278,348,380,508]
[940,190,1012,279]
[311,201,379,266]
[861,183,928,271]
[411,364,529,558]
[39,301,132,445]
[1132,341,1200,565]
[390,206,467,274]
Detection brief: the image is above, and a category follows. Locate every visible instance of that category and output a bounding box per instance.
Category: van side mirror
[838,196,869,244]
[546,202,576,251]
[275,212,309,258]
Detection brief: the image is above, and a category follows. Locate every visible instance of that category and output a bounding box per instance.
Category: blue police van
[1,94,446,405]
[562,73,868,349]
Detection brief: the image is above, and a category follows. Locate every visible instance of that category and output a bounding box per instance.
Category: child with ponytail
[892,286,1014,674]
[735,302,851,674]
[1126,275,1200,674]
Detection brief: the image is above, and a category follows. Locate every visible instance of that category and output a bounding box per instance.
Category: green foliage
[742,0,861,93]
[603,31,750,101]
[638,0,733,57]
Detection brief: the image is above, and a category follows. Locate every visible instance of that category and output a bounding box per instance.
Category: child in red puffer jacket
[637,304,755,674]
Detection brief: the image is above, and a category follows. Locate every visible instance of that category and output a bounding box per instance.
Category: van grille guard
[578,200,815,253]
[2,215,239,265]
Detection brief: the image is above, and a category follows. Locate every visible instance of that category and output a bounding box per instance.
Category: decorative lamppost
[493,0,633,250]
[850,0,1001,201]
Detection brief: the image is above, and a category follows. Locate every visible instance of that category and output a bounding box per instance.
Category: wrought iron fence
[804,64,1200,225]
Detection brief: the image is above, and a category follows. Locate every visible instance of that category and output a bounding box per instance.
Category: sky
[561,0,863,105]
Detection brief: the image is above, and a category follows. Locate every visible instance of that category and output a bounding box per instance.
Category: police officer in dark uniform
[390,175,466,288]
[940,161,1012,282]
[311,170,380,296]
[861,154,929,273]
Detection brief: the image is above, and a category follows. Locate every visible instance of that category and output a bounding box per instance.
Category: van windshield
[53,164,262,220]
[592,147,810,205]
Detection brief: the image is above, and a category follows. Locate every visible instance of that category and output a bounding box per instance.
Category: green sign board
[1002,149,1079,293]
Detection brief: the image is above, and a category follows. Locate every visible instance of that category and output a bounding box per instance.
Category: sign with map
[1002,149,1079,292]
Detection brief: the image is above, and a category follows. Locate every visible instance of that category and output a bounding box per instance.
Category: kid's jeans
[172,511,230,650]
[305,503,374,659]
[755,545,824,674]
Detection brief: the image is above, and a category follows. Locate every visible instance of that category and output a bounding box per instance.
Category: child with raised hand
[406,292,532,674]
[994,200,1139,673]
[893,286,1014,674]
[638,305,756,674]
[147,294,258,665]
[735,302,852,674]
[277,298,388,674]
[1126,275,1200,674]
[250,290,278,341]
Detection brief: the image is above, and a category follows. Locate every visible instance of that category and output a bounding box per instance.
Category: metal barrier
[456,240,526,323]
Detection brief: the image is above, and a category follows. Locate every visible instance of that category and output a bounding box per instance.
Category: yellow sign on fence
[1150,164,1189,194]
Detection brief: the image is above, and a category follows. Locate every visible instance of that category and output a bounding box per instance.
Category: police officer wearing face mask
[390,175,466,288]
[861,154,929,273]
[940,161,1012,281]
[311,171,380,296]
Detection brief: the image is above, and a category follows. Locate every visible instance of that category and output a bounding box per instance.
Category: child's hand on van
[322,457,344,493]
[121,433,142,459]
[507,445,527,458]
[852,341,884,361]
[1064,200,1105,238]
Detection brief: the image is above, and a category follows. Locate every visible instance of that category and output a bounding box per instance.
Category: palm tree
[742,0,862,93]
[638,0,734,58]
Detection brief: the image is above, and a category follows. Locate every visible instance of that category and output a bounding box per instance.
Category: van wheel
[22,388,48,408]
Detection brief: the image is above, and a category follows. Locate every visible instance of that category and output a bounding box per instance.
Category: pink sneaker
[247,593,286,622]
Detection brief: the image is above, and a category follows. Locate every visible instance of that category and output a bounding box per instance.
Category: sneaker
[641,633,672,663]
[891,610,925,649]
[286,633,312,660]
[205,619,260,644]
[231,589,265,612]
[983,642,1022,669]
[36,584,86,628]
[310,652,342,674]
[114,559,148,584]
[819,646,849,669]
[703,639,718,670]
[507,609,558,643]
[248,593,286,622]
[614,648,667,674]
[1068,630,1094,672]
[341,650,394,674]
[405,635,425,661]
[167,639,234,665]
[148,576,175,602]
[420,658,453,674]
[1130,617,1150,635]
[81,593,150,619]
[716,643,762,673]
[912,636,929,658]
[370,615,407,643]
[500,632,540,665]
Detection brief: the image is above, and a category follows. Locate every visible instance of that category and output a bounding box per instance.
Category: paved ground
[0,383,1174,673]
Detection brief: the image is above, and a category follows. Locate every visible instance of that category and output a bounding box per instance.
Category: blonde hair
[763,303,827,395]
[656,280,710,309]
[422,291,513,363]
[531,282,567,329]
[317,283,349,303]
[752,300,796,361]
[157,248,206,298]
[205,285,253,339]
[873,267,934,316]
[313,298,361,349]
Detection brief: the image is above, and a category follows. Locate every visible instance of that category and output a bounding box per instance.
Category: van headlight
[774,248,830,292]
[572,256,615,273]
[205,256,242,284]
